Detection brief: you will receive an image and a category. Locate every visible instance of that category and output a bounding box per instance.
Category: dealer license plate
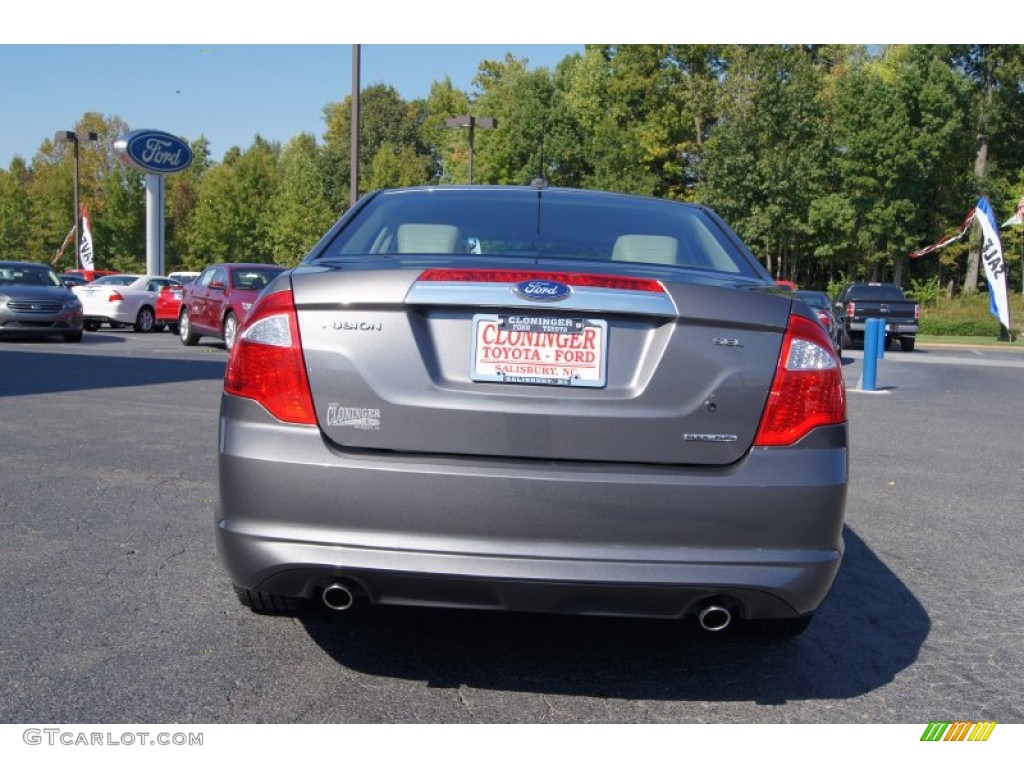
[471,314,608,387]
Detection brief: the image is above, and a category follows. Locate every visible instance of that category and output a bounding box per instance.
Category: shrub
[918,318,1004,336]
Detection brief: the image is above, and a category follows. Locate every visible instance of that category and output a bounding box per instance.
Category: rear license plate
[471,314,608,387]
[172,290,182,299]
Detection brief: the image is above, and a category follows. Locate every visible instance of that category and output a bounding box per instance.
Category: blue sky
[0,44,583,168]
[0,1,1001,169]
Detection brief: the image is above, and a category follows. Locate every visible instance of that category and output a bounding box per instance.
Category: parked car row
[1,261,288,346]
[5,257,852,364]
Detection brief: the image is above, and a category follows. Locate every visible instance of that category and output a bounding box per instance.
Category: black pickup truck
[836,282,920,352]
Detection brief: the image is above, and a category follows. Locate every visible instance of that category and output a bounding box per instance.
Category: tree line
[2,44,1023,296]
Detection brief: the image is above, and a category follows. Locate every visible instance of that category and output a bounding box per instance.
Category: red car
[156,272,201,333]
[178,263,287,349]
[156,281,186,333]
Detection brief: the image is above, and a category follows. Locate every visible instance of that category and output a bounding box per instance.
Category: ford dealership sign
[115,130,192,174]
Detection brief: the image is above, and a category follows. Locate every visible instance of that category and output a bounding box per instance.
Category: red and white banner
[79,204,94,270]
[910,209,975,259]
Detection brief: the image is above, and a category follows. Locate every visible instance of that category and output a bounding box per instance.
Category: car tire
[134,307,156,333]
[740,615,813,640]
[179,308,199,346]
[83,320,101,332]
[900,337,915,352]
[64,331,83,343]
[223,312,238,351]
[233,585,306,615]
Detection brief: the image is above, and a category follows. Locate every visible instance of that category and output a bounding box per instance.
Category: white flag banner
[79,204,94,270]
[974,197,1011,330]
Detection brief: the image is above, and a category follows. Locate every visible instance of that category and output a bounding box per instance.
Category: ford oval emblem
[115,129,193,175]
[512,279,572,302]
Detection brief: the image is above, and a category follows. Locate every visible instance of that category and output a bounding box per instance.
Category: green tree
[699,45,833,283]
[185,137,280,267]
[419,77,472,183]
[165,136,213,273]
[951,45,1024,292]
[322,84,432,204]
[470,53,587,187]
[267,133,335,266]
[0,158,32,259]
[91,162,145,270]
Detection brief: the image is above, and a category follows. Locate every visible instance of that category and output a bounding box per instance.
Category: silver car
[217,186,848,639]
[0,261,84,342]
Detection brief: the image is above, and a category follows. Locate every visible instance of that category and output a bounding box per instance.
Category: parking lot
[1,330,1023,724]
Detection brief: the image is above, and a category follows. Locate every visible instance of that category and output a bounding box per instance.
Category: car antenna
[531,132,547,234]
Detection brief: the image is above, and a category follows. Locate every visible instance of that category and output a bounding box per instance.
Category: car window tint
[847,284,906,301]
[93,275,138,286]
[318,190,757,276]
[231,268,282,289]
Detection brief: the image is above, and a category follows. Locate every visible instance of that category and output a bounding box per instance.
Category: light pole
[351,44,360,207]
[55,130,98,269]
[445,115,496,184]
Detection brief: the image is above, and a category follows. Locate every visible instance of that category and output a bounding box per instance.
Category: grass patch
[917,335,1022,347]
[918,292,1022,338]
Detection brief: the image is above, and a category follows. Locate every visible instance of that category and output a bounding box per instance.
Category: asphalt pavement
[1,330,1022,725]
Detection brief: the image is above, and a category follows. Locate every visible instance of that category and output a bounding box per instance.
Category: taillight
[224,288,315,425]
[846,301,855,318]
[108,290,123,302]
[753,314,846,447]
[418,268,665,293]
[816,309,832,329]
[914,304,920,319]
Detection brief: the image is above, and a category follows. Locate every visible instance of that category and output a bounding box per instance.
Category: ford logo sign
[115,130,193,175]
[512,280,572,302]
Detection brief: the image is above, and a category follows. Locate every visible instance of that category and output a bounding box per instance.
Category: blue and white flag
[974,197,1011,330]
[79,204,94,271]
[911,197,1012,331]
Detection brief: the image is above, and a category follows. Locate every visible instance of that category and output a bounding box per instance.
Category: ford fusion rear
[216,186,847,638]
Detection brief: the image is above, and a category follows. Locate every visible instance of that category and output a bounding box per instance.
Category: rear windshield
[314,188,762,277]
[794,291,830,309]
[846,284,906,301]
[92,275,140,286]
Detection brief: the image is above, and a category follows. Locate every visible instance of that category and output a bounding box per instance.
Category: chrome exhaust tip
[697,604,732,632]
[321,582,355,611]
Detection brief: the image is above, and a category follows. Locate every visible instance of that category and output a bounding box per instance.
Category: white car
[168,271,201,284]
[73,274,181,332]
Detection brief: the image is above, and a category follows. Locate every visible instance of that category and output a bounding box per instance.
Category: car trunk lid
[292,261,791,466]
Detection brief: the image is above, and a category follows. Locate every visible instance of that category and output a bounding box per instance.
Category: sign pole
[145,174,165,276]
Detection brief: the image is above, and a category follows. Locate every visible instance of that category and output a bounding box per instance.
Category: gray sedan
[216,186,848,640]
[0,261,84,342]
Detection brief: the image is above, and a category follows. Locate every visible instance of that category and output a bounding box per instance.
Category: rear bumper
[217,395,848,619]
[848,320,918,335]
